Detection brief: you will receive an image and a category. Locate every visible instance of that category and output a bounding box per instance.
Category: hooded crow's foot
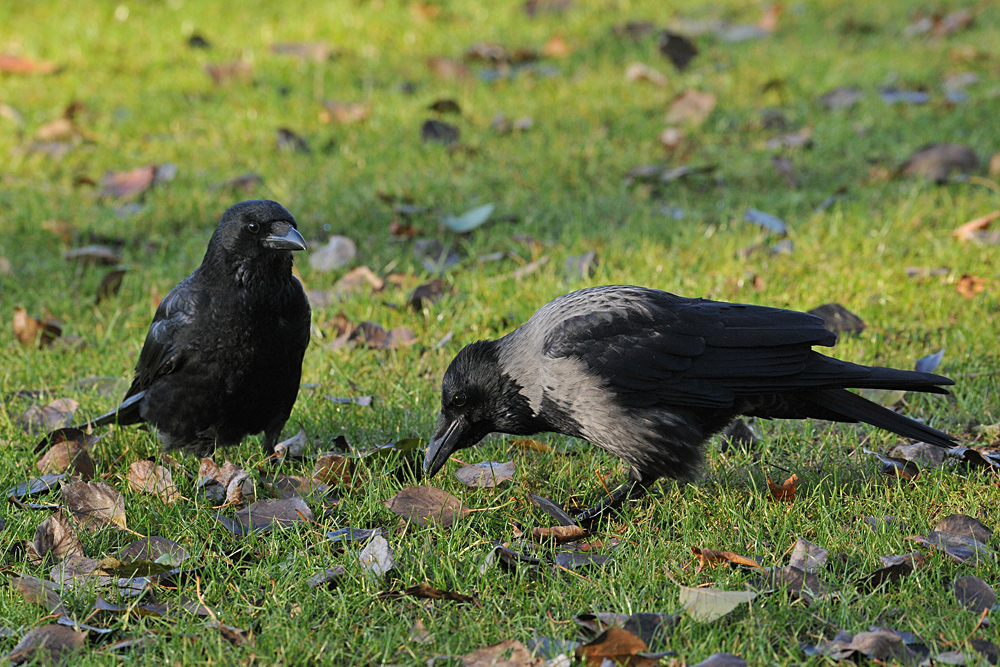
[574,479,649,528]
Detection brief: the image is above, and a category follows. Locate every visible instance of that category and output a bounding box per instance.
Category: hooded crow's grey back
[69,200,311,455]
[424,285,957,522]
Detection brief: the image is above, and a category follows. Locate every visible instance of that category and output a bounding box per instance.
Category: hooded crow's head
[424,339,538,478]
[206,200,307,282]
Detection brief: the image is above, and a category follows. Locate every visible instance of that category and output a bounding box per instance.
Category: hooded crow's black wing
[540,287,843,409]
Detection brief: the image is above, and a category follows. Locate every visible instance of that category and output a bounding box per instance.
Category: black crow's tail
[810,387,957,449]
[73,391,146,431]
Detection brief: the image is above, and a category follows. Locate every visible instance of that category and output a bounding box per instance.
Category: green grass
[1,0,999,664]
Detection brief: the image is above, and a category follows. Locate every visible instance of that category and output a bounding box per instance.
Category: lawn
[1,0,998,664]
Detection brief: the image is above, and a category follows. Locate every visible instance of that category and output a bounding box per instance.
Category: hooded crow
[424,285,957,523]
[71,200,311,455]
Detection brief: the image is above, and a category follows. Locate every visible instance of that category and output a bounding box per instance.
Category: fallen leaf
[576,627,658,667]
[409,279,450,310]
[62,481,127,531]
[127,460,180,503]
[860,552,923,591]
[691,546,761,571]
[422,119,460,145]
[804,629,921,664]
[309,235,357,273]
[744,208,788,235]
[307,566,345,589]
[409,618,433,645]
[427,57,471,79]
[463,639,544,667]
[320,100,370,124]
[691,655,747,667]
[95,267,127,305]
[789,538,829,573]
[455,461,516,487]
[909,531,994,564]
[657,31,698,70]
[117,536,190,564]
[666,90,717,126]
[751,565,830,602]
[215,172,263,193]
[767,474,798,501]
[443,203,494,233]
[271,41,335,61]
[807,303,866,336]
[890,442,945,467]
[233,497,314,533]
[819,86,862,110]
[679,585,757,622]
[4,625,86,665]
[313,453,353,486]
[274,425,309,459]
[867,449,920,481]
[276,127,309,153]
[0,54,60,74]
[13,308,62,347]
[100,165,159,199]
[359,535,395,575]
[10,576,66,615]
[26,509,84,565]
[20,398,78,435]
[953,210,1000,243]
[900,143,979,183]
[956,274,986,299]
[542,34,572,58]
[383,485,469,527]
[532,525,588,544]
[327,527,383,546]
[36,428,95,479]
[934,514,993,543]
[513,438,549,453]
[953,575,996,614]
[382,583,478,604]
[334,265,385,297]
[625,62,667,87]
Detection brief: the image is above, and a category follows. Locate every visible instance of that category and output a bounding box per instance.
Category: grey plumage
[424,285,958,523]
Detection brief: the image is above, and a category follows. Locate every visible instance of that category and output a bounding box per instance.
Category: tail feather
[810,387,957,449]
[73,392,146,430]
[843,365,954,394]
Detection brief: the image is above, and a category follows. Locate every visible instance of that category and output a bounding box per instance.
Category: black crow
[72,200,311,455]
[424,285,957,523]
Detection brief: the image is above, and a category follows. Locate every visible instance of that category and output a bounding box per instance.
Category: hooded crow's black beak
[424,416,467,478]
[262,222,307,251]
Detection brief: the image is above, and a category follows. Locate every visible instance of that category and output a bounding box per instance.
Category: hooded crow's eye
[452,391,467,407]
[246,222,260,234]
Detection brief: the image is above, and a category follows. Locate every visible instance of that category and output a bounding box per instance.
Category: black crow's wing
[542,288,836,409]
[124,275,204,399]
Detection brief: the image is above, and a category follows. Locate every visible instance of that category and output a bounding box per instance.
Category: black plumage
[423,285,958,523]
[73,200,311,455]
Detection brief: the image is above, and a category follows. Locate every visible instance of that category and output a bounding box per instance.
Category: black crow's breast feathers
[537,286,838,409]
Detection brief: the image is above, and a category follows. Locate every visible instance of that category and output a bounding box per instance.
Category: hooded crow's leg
[574,477,651,527]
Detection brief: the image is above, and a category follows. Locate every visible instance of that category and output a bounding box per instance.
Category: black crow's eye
[452,392,467,407]
[246,222,260,234]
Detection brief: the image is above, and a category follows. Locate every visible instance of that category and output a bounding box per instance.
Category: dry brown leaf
[10,576,67,615]
[542,34,572,58]
[320,101,371,124]
[20,398,78,434]
[36,429,95,479]
[427,57,471,79]
[666,90,717,126]
[13,308,62,347]
[462,639,544,667]
[767,474,798,501]
[691,546,762,571]
[956,274,986,299]
[264,474,330,499]
[625,62,667,87]
[0,54,60,74]
[234,497,314,532]
[100,165,159,199]
[953,210,1000,242]
[313,453,353,485]
[127,460,180,503]
[512,437,550,453]
[757,4,783,32]
[26,510,83,565]
[205,61,252,84]
[4,625,86,665]
[454,461,516,487]
[531,525,588,544]
[383,485,469,528]
[576,627,656,667]
[61,480,127,531]
[334,265,384,296]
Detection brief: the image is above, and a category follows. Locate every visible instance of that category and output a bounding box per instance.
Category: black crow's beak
[424,416,466,478]
[262,222,307,251]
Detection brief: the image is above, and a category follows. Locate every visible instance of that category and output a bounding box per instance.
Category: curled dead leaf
[767,474,798,501]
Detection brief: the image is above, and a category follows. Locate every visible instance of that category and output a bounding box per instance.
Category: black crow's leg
[574,478,650,527]
[261,419,285,458]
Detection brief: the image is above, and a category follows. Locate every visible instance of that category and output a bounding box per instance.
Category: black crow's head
[208,200,307,270]
[424,339,531,478]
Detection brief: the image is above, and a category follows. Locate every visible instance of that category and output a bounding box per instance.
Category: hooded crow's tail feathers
[834,363,954,394]
[808,387,957,449]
